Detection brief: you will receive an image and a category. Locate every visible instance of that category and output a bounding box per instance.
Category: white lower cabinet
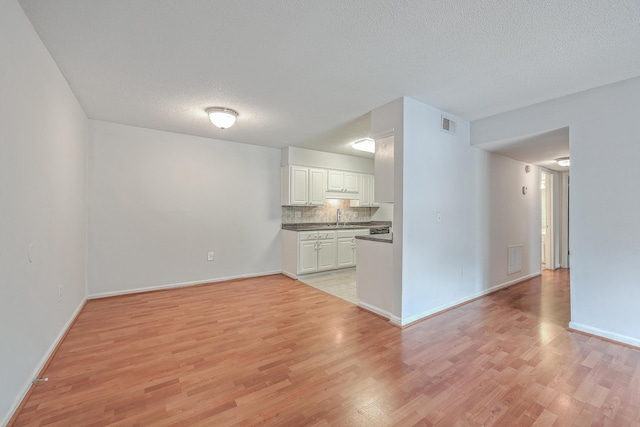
[337,237,355,267]
[298,231,337,275]
[299,239,320,274]
[336,229,370,268]
[281,229,370,278]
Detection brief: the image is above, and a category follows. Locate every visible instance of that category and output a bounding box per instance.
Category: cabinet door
[327,170,344,191]
[374,135,394,202]
[360,174,372,206]
[289,166,309,205]
[308,168,326,205]
[337,237,355,268]
[317,239,337,271]
[299,240,318,274]
[370,175,378,206]
[344,172,359,193]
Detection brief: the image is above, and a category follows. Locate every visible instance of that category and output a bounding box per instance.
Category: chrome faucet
[336,209,342,226]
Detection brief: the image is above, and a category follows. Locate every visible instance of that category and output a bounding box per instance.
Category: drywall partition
[471,77,640,347]
[0,0,88,423]
[370,98,404,322]
[368,97,540,326]
[398,98,540,325]
[88,121,282,297]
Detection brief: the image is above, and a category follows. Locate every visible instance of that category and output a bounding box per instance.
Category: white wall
[282,146,374,173]
[88,121,282,297]
[398,98,540,324]
[472,77,640,347]
[371,98,405,320]
[0,1,88,422]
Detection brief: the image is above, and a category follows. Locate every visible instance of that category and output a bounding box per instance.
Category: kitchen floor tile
[298,268,357,305]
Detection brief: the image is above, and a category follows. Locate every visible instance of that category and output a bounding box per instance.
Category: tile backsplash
[282,200,374,224]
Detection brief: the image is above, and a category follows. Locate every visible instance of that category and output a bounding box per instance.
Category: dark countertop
[281,221,391,232]
[355,234,393,243]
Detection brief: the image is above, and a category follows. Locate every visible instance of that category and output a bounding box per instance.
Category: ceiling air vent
[441,115,456,134]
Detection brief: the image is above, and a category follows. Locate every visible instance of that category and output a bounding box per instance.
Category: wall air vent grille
[441,115,456,134]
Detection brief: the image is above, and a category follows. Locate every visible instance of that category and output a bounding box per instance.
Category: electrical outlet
[353,212,358,218]
[294,211,301,218]
[58,285,62,302]
[436,212,442,223]
[207,251,214,261]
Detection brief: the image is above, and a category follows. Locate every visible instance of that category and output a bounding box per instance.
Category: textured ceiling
[18,0,640,160]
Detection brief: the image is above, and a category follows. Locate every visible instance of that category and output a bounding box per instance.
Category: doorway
[540,171,555,270]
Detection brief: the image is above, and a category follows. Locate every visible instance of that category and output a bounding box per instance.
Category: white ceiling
[18,0,640,162]
[475,127,570,172]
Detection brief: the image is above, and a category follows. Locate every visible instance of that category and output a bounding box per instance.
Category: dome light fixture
[352,138,375,153]
[555,157,570,167]
[206,107,238,129]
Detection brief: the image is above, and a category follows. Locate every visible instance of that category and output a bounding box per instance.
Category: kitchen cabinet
[281,166,325,206]
[298,231,337,274]
[374,135,394,202]
[336,229,370,268]
[281,228,370,278]
[350,174,378,207]
[327,170,359,193]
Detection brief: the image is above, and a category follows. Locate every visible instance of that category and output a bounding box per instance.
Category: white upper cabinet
[327,170,359,193]
[308,168,326,205]
[350,174,377,207]
[375,135,394,202]
[282,166,326,206]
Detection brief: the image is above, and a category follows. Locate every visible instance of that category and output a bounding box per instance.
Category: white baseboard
[87,270,282,299]
[398,272,541,327]
[281,271,297,280]
[2,298,86,426]
[569,322,640,348]
[389,315,402,327]
[357,301,391,320]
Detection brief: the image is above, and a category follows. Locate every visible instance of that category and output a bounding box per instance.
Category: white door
[317,240,337,271]
[299,240,318,274]
[327,170,344,191]
[290,166,309,205]
[360,174,371,206]
[344,172,359,192]
[337,237,355,267]
[541,171,554,270]
[308,168,326,205]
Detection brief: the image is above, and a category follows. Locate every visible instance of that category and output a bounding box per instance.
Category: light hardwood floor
[10,269,640,426]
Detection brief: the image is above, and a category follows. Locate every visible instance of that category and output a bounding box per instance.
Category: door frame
[541,170,555,270]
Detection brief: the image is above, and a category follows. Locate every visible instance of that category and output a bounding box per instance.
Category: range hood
[325,191,359,200]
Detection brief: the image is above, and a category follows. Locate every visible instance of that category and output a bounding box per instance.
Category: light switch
[436,212,442,223]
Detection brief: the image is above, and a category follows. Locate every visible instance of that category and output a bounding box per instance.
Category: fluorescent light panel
[352,138,375,153]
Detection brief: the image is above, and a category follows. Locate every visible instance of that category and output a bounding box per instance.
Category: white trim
[88,270,282,299]
[281,271,297,280]
[398,272,541,327]
[2,299,86,426]
[357,301,391,320]
[389,315,403,327]
[569,322,640,348]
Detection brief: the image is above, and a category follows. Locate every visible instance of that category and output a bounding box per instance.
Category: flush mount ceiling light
[352,138,375,153]
[555,157,570,167]
[206,107,238,129]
